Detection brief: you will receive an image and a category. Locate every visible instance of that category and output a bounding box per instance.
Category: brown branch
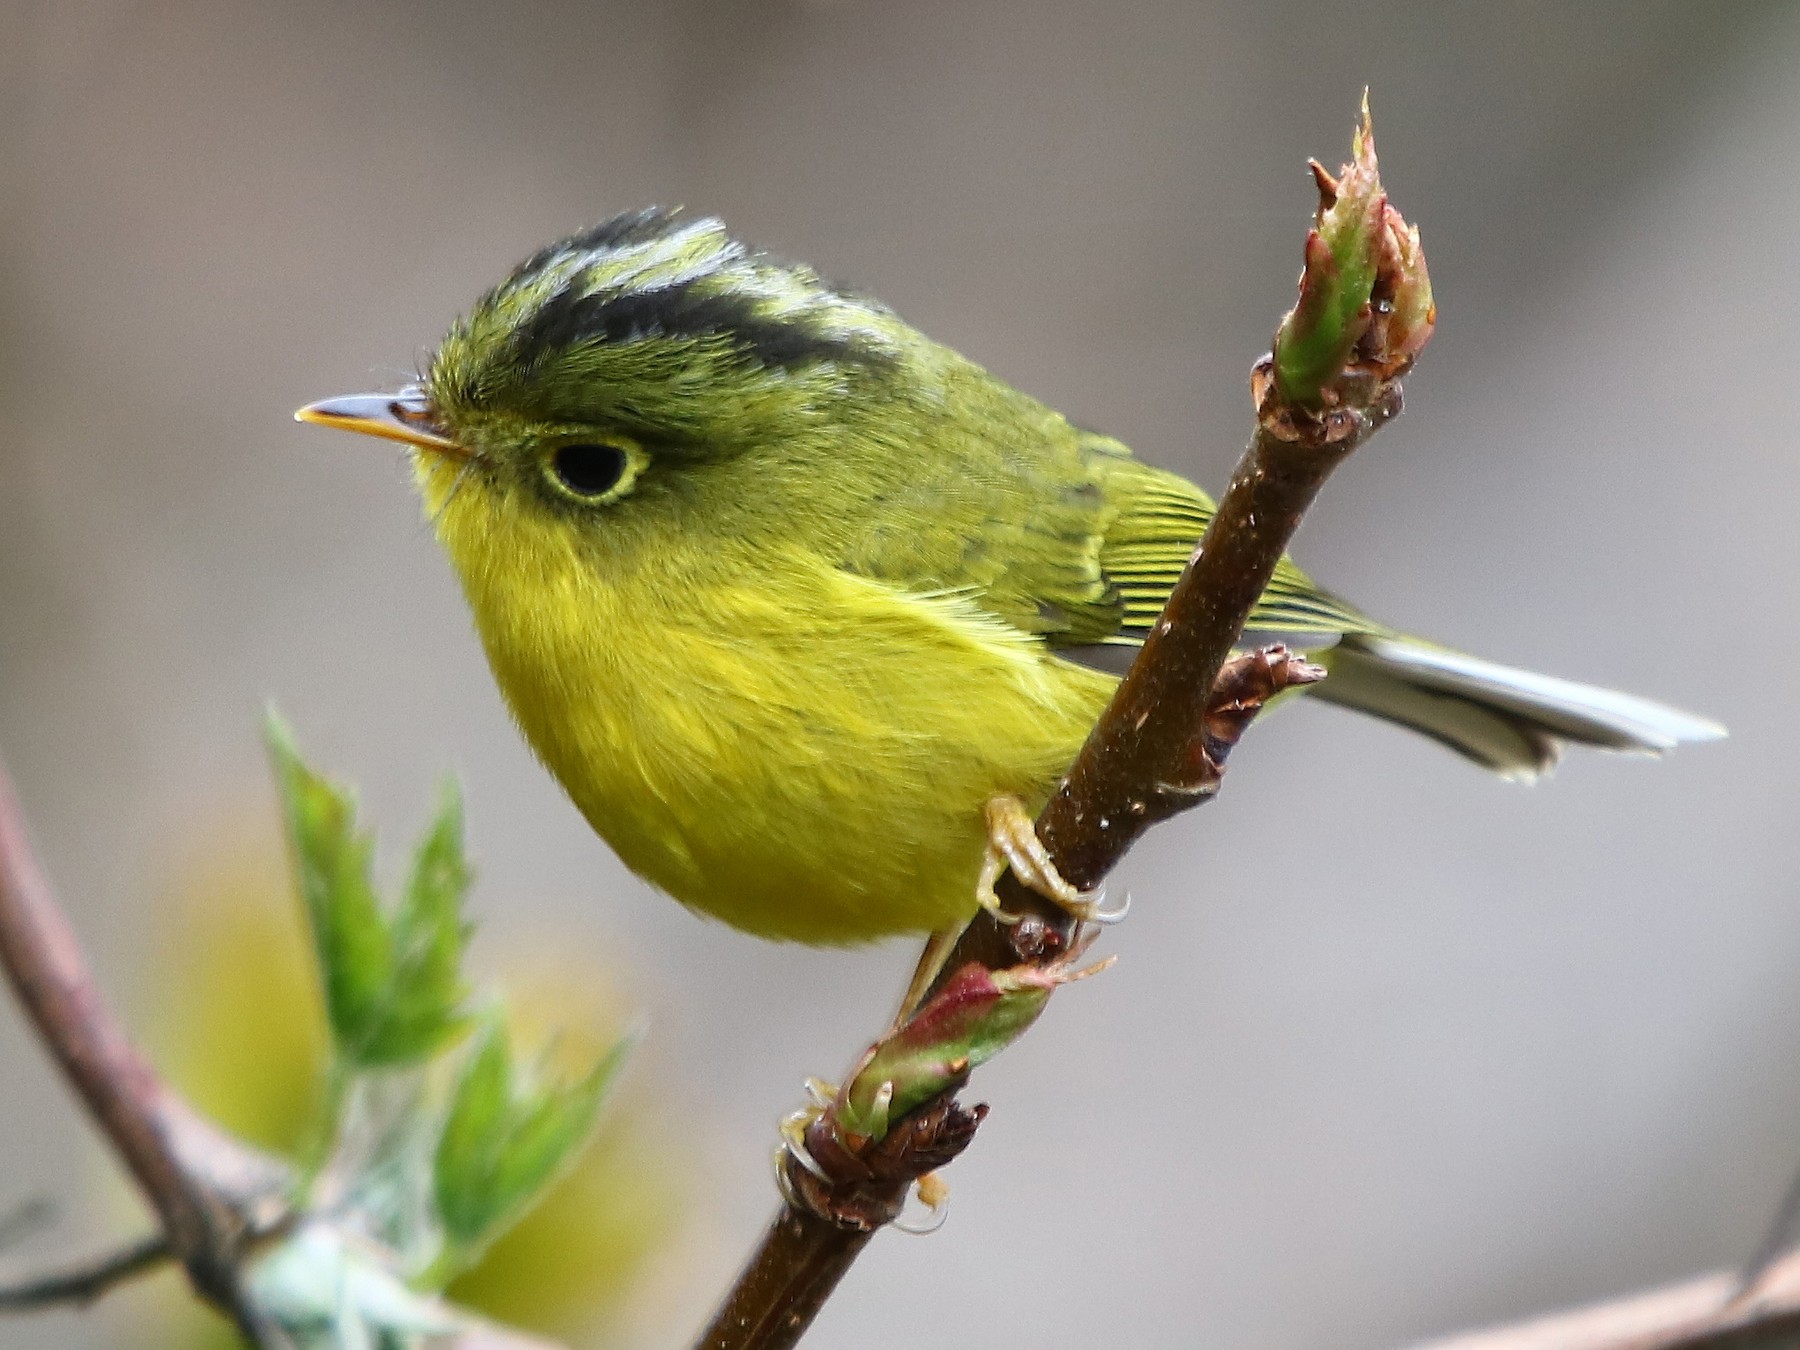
[695,1209,878,1350]
[1410,1248,1800,1350]
[0,756,294,1337]
[0,1232,172,1309]
[692,406,1391,1350]
[1038,392,1397,885]
[0,755,295,1335]
[694,103,1429,1341]
[942,384,1397,989]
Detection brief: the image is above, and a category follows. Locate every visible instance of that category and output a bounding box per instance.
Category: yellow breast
[426,467,1112,945]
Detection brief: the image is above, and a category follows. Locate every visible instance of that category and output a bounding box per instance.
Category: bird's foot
[977,794,1129,926]
[774,1076,840,1201]
[773,1075,959,1233]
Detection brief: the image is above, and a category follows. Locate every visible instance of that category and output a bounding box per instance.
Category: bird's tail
[1309,634,1726,780]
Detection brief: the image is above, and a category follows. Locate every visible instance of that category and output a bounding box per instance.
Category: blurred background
[1,1,1795,1345]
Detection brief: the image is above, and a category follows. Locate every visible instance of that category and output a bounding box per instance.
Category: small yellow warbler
[299,209,1722,948]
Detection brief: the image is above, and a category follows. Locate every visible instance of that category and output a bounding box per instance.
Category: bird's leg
[891,928,965,1031]
[978,794,1127,925]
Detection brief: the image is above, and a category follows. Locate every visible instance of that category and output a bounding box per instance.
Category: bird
[298,206,1723,957]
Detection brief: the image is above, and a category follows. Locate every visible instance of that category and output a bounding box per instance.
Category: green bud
[836,960,1102,1141]
[1369,201,1434,379]
[433,1015,634,1266]
[1271,93,1416,410]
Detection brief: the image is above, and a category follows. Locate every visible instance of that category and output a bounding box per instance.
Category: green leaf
[433,1017,634,1265]
[267,710,393,1061]
[434,1025,509,1248]
[360,779,473,1064]
[267,712,473,1069]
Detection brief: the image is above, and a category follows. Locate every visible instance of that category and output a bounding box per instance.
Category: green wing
[837,388,1386,651]
[1082,430,1389,650]
[834,392,1128,645]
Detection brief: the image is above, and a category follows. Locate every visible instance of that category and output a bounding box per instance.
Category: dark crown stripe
[513,270,888,374]
[501,207,689,291]
[567,206,690,254]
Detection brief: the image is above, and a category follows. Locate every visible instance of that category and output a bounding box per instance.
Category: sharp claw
[1078,886,1131,926]
[788,1140,830,1184]
[779,1121,832,1184]
[975,849,1025,924]
[779,1102,834,1185]
[978,891,1026,925]
[893,1172,951,1235]
[889,1173,950,1238]
[775,1076,847,1200]
[773,1145,804,1209]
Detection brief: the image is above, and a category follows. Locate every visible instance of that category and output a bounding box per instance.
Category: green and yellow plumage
[308,208,1722,946]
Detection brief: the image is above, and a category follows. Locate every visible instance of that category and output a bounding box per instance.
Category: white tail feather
[1312,636,1725,781]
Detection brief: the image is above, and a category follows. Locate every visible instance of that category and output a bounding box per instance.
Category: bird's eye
[549,442,631,500]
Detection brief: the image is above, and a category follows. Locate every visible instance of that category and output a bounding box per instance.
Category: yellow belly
[450,522,1112,944]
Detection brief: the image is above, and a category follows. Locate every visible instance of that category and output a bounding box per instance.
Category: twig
[694,101,1431,1350]
[0,755,294,1337]
[1736,1161,1800,1299]
[1410,1248,1800,1350]
[0,1232,172,1309]
[695,1208,879,1350]
[0,756,582,1346]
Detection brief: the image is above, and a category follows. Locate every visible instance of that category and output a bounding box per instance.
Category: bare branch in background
[0,754,293,1337]
[0,752,583,1348]
[0,1232,172,1310]
[1412,1247,1800,1350]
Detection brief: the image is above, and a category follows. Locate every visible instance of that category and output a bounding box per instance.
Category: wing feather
[1079,432,1388,647]
[839,410,1385,653]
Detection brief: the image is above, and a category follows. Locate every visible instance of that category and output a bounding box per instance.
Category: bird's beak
[294,388,469,458]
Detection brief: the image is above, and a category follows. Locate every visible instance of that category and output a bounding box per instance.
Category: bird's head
[298,208,932,573]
